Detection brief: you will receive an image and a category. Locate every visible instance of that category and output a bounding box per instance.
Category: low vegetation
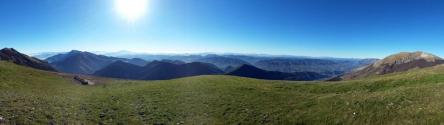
[2,61,444,124]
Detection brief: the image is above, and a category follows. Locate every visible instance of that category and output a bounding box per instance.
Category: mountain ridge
[340,51,444,80]
[0,48,56,71]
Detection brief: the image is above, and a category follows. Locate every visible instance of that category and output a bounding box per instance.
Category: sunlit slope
[3,61,444,124]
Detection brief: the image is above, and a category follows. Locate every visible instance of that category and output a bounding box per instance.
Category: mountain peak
[1,48,16,51]
[373,51,442,68]
[0,48,19,55]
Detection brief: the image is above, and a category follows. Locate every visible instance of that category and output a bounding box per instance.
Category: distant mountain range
[24,49,415,81]
[227,64,329,81]
[94,61,223,80]
[37,50,377,76]
[0,48,55,71]
[5,48,444,81]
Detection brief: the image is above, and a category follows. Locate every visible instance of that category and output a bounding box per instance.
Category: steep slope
[341,51,444,80]
[0,48,55,71]
[47,50,148,74]
[194,56,250,71]
[254,58,378,76]
[227,64,328,81]
[94,61,224,80]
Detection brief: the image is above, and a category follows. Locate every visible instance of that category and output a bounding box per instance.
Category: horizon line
[23,49,385,59]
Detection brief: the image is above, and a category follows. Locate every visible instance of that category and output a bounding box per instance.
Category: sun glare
[114,0,149,22]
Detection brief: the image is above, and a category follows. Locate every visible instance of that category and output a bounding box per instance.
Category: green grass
[3,61,444,124]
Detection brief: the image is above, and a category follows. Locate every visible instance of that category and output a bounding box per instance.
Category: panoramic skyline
[1,0,444,58]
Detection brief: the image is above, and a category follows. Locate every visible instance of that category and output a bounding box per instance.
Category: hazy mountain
[94,61,224,80]
[127,58,149,66]
[340,51,444,80]
[30,52,65,60]
[159,59,186,65]
[106,53,205,62]
[103,51,306,63]
[194,56,250,70]
[0,48,55,71]
[253,58,378,76]
[227,64,328,81]
[47,50,148,74]
[223,54,308,64]
[47,50,120,74]
[44,50,378,77]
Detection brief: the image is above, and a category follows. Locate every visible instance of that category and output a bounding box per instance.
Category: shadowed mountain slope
[93,60,142,79]
[0,48,55,71]
[94,61,224,80]
[227,64,328,81]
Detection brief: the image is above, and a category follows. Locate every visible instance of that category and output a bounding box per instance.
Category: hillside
[0,48,55,71]
[342,51,444,80]
[227,64,328,81]
[3,61,444,124]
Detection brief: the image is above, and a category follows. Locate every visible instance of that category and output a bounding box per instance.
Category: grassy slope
[2,61,444,124]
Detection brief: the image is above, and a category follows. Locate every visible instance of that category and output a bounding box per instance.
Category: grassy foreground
[2,61,444,124]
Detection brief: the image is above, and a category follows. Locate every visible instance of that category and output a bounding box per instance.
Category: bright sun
[114,0,149,22]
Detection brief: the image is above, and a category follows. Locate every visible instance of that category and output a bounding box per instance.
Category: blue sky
[1,0,444,58]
